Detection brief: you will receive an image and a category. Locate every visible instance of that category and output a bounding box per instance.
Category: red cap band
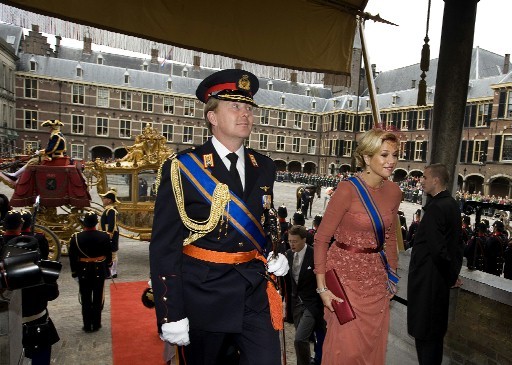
[204,82,238,102]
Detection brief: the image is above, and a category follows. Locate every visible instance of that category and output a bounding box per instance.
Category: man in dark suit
[150,69,289,365]
[286,225,324,365]
[69,212,112,332]
[407,163,464,365]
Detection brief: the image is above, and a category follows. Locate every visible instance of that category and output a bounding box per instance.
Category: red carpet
[111,281,167,365]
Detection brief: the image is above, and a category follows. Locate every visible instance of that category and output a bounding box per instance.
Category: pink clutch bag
[325,269,356,325]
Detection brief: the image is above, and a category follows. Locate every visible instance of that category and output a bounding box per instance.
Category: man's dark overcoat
[149,139,276,333]
[407,190,464,340]
[285,245,323,321]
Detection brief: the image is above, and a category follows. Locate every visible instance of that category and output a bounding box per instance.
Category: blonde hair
[203,98,220,133]
[353,129,399,168]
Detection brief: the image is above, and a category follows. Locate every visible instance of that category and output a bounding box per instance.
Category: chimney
[411,80,416,89]
[371,64,377,77]
[83,36,92,54]
[55,35,61,57]
[32,24,39,33]
[151,48,159,64]
[290,72,298,83]
[504,54,510,74]
[193,55,201,70]
[234,62,242,70]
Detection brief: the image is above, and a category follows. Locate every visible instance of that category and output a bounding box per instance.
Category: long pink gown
[314,178,402,365]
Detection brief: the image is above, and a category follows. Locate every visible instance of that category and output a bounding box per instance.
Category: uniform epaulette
[246,147,269,160]
[175,147,196,158]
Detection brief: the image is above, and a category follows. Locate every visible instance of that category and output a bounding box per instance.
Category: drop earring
[366,168,371,174]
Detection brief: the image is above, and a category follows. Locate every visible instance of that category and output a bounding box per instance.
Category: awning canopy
[3,0,369,76]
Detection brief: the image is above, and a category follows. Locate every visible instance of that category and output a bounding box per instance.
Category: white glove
[35,150,41,156]
[160,318,190,346]
[266,252,289,276]
[147,279,152,287]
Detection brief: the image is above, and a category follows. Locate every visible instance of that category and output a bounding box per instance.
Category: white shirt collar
[211,136,244,162]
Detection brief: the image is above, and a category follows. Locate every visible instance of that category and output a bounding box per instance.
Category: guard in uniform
[69,212,112,332]
[150,69,289,365]
[20,209,50,261]
[99,188,120,278]
[1,210,60,364]
[0,119,67,183]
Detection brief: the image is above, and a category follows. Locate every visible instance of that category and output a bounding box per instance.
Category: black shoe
[112,274,118,278]
[92,324,102,332]
[82,326,93,333]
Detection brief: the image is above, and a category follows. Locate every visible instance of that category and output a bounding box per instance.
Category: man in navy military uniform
[69,212,112,332]
[0,119,67,183]
[150,69,289,365]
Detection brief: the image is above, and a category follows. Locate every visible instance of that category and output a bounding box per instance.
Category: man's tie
[226,152,243,195]
[293,252,301,283]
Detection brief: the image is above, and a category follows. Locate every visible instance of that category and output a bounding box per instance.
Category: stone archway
[114,148,127,159]
[466,175,484,194]
[340,164,351,173]
[91,145,113,161]
[274,159,286,172]
[288,160,302,173]
[489,176,511,198]
[393,169,407,183]
[303,161,316,174]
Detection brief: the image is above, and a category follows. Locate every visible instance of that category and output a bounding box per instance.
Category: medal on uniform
[262,194,272,209]
[203,153,214,168]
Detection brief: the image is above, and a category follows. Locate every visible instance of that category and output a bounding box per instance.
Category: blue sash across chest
[178,153,266,253]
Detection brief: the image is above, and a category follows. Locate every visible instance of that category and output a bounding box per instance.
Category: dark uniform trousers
[150,140,281,365]
[69,229,112,330]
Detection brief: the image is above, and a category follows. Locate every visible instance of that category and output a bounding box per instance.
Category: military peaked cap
[196,69,259,107]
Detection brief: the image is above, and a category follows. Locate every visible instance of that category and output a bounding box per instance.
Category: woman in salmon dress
[314,129,402,364]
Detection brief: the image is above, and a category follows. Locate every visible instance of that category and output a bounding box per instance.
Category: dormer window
[348,99,353,108]
[392,94,398,105]
[333,100,339,108]
[29,56,36,71]
[97,54,104,65]
[281,94,286,105]
[76,64,83,77]
[182,67,188,77]
[311,99,316,110]
[167,78,172,90]
[142,60,149,71]
[366,98,370,109]
[124,70,130,84]
[267,81,273,91]
[305,87,311,97]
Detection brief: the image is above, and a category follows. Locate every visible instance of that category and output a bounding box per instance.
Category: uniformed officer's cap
[41,119,64,127]
[20,210,32,230]
[196,69,259,107]
[3,210,23,230]
[99,188,120,203]
[83,211,98,228]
